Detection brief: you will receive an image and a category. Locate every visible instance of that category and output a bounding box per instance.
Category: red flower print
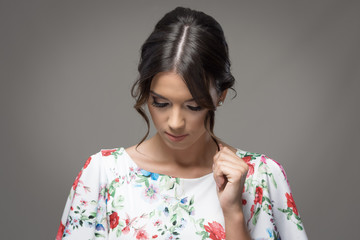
[107,191,111,202]
[242,155,252,163]
[247,163,255,177]
[249,204,255,223]
[56,222,65,240]
[80,200,88,207]
[268,204,272,210]
[122,226,130,234]
[242,155,254,177]
[204,221,226,240]
[109,212,119,229]
[83,156,92,169]
[286,192,299,216]
[136,229,149,240]
[260,155,267,164]
[152,235,158,239]
[122,218,131,234]
[242,199,247,205]
[72,170,82,190]
[101,149,116,156]
[254,186,263,205]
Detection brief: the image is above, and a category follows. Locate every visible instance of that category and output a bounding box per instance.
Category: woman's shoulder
[98,147,127,159]
[84,147,130,169]
[235,148,289,181]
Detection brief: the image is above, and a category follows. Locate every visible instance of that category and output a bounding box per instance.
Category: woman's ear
[217,89,228,106]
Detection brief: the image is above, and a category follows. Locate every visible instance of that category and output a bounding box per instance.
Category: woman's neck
[149,132,218,169]
[126,132,221,178]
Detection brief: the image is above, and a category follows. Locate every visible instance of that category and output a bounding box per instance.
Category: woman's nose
[168,108,185,130]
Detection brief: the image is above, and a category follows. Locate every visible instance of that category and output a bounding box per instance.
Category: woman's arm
[213,145,251,240]
[223,209,251,240]
[56,152,108,239]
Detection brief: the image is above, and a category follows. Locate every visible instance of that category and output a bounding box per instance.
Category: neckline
[120,147,242,180]
[122,147,213,180]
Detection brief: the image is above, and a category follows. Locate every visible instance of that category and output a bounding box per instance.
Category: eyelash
[151,101,168,108]
[151,98,203,111]
[187,105,203,111]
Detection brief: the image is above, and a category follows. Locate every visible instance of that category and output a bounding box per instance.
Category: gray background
[1,0,359,239]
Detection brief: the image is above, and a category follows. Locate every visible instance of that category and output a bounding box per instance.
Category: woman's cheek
[149,107,166,128]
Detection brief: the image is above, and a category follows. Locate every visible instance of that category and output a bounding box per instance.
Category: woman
[57,7,307,239]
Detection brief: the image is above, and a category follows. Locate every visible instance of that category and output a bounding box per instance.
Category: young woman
[57,7,307,240]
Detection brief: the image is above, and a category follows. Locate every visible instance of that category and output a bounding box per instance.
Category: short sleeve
[240,153,308,239]
[56,152,109,239]
[267,159,307,239]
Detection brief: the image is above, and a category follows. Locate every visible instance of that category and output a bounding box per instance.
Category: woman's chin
[159,135,192,150]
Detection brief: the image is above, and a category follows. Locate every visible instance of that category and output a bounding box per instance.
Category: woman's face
[147,72,219,150]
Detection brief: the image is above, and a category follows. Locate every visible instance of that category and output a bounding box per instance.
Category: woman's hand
[213,144,251,239]
[213,144,249,215]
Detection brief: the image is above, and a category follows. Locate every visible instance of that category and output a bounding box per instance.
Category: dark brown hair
[131,7,235,148]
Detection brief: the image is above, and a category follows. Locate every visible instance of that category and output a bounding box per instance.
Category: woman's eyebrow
[150,90,194,102]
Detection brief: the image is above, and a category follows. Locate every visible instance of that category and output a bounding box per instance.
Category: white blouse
[57,147,307,239]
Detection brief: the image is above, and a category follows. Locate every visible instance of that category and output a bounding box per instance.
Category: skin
[126,71,251,239]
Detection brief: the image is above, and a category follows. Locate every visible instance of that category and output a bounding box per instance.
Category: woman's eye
[187,105,203,111]
[151,100,168,108]
[151,96,169,108]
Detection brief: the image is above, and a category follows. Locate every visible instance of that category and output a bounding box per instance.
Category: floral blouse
[56,147,307,240]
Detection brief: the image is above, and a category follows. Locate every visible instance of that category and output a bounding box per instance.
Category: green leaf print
[169,225,176,233]
[172,203,179,211]
[195,230,209,240]
[278,208,288,213]
[112,148,123,159]
[109,180,120,198]
[116,226,122,237]
[252,206,261,225]
[263,196,271,204]
[287,209,293,220]
[150,210,155,218]
[190,196,194,206]
[260,179,268,189]
[171,214,177,223]
[270,173,278,188]
[144,179,149,187]
[111,195,124,209]
[136,175,150,188]
[196,218,205,227]
[100,186,107,196]
[95,232,105,238]
[297,223,304,230]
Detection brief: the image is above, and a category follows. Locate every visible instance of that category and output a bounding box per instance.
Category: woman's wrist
[223,207,245,223]
[221,201,244,218]
[223,208,251,240]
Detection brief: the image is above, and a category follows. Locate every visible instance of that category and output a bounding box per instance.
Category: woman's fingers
[213,146,249,170]
[213,146,249,190]
[213,161,247,183]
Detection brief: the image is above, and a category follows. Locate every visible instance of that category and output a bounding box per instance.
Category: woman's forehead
[150,71,218,103]
[150,72,194,101]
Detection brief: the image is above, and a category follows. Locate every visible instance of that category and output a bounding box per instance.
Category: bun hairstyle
[131,7,236,148]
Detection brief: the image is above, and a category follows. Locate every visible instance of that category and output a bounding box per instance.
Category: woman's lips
[165,132,188,142]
